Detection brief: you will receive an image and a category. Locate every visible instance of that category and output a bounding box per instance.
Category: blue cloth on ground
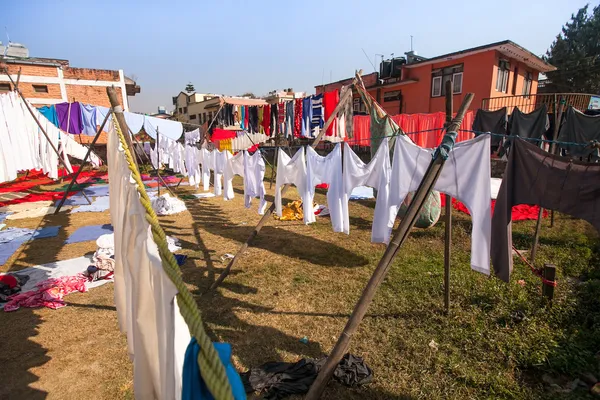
[174,254,187,266]
[57,195,91,206]
[0,226,60,264]
[0,213,11,223]
[349,186,374,200]
[65,224,113,244]
[38,105,59,128]
[71,196,110,213]
[83,185,109,197]
[182,339,246,400]
[32,226,60,239]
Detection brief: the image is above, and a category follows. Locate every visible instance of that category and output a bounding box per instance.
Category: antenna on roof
[4,27,10,56]
[410,35,414,52]
[361,48,377,73]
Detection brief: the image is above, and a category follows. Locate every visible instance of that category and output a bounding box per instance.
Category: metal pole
[54,111,110,214]
[208,85,355,292]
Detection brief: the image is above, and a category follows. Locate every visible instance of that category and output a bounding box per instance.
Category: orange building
[316,40,556,115]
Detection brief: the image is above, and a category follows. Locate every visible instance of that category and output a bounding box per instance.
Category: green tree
[185,82,195,93]
[544,4,600,93]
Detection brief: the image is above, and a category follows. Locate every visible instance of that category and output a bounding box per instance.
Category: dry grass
[1,173,599,399]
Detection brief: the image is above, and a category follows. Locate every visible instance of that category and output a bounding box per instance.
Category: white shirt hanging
[342,139,392,242]
[275,148,313,224]
[388,134,492,275]
[306,144,343,231]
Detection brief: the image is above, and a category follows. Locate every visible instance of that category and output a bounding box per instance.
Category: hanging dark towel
[507,105,549,140]
[271,104,279,136]
[473,108,507,151]
[557,106,600,159]
[491,138,600,282]
[241,353,373,399]
[501,105,550,156]
[249,106,259,133]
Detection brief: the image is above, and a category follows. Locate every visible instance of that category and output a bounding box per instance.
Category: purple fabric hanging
[56,102,83,134]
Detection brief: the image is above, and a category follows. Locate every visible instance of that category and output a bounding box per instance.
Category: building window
[190,114,197,120]
[32,84,49,93]
[431,64,463,97]
[352,97,367,114]
[0,83,11,92]
[523,71,533,97]
[183,107,188,114]
[178,108,183,114]
[511,66,519,95]
[383,90,401,102]
[496,60,510,93]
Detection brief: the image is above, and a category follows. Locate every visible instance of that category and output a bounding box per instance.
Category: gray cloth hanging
[508,105,550,140]
[557,106,600,159]
[473,108,507,150]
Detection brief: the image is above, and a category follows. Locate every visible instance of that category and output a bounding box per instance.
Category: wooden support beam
[305,93,474,400]
[107,86,138,172]
[207,83,356,293]
[443,80,453,314]
[542,264,556,303]
[54,111,110,214]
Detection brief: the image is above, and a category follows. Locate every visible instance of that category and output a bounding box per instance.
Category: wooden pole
[549,97,564,228]
[207,85,355,292]
[443,80,453,314]
[156,127,161,197]
[305,93,474,400]
[530,207,544,263]
[14,68,21,90]
[54,111,110,214]
[542,264,556,302]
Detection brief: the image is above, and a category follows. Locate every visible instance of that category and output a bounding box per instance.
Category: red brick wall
[2,63,58,77]
[316,72,379,94]
[65,85,122,107]
[18,83,62,99]
[63,67,120,81]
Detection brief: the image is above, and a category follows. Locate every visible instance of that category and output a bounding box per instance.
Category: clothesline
[245,127,595,152]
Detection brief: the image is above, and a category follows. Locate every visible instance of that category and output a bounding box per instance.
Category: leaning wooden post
[443,80,453,314]
[305,93,474,400]
[54,111,110,214]
[542,264,556,303]
[207,84,355,292]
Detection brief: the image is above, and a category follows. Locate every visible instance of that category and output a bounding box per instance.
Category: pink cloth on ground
[4,274,88,312]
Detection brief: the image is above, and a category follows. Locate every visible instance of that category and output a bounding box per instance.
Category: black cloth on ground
[557,106,600,160]
[241,353,373,399]
[473,108,507,151]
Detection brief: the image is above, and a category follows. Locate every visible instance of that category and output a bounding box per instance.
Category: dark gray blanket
[557,106,600,159]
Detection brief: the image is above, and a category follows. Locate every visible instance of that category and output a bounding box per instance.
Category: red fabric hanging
[294,99,303,138]
[323,90,339,137]
[349,110,475,148]
[346,116,370,146]
[243,106,249,129]
[211,128,236,141]
[263,105,271,136]
[440,196,547,221]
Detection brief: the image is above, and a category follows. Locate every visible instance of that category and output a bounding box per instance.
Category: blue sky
[2,0,591,113]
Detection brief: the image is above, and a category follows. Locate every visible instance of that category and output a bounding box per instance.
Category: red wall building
[316,40,556,116]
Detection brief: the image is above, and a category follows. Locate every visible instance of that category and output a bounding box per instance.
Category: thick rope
[111,115,234,400]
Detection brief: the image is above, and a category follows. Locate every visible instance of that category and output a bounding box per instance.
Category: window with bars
[383,90,401,102]
[352,97,367,113]
[431,64,463,97]
[496,60,510,93]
